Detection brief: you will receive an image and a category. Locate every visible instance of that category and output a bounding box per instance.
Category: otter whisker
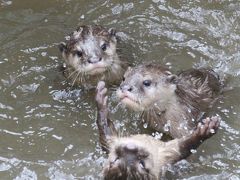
[100,143,110,153]
[116,130,124,139]
[109,86,118,91]
[78,73,82,84]
[80,69,86,83]
[106,67,112,79]
[71,70,81,87]
[67,68,78,80]
[79,71,85,84]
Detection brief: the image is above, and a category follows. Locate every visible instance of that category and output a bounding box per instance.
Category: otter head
[59,25,118,76]
[103,138,155,180]
[116,64,178,111]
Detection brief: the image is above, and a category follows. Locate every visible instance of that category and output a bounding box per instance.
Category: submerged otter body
[116,64,222,138]
[95,81,220,180]
[59,25,127,89]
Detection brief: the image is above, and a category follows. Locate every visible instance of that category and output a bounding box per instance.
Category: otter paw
[195,116,220,140]
[96,81,108,110]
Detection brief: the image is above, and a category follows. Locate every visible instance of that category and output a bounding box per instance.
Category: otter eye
[143,80,151,87]
[114,157,120,162]
[101,43,107,51]
[75,50,82,57]
[122,77,125,81]
[139,160,145,169]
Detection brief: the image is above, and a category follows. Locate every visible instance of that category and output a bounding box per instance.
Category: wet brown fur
[96,81,220,180]
[117,64,222,138]
[59,25,127,89]
[64,25,114,54]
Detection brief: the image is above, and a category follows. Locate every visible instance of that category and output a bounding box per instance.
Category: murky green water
[0,0,240,179]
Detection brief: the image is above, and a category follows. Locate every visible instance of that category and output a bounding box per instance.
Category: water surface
[0,0,240,179]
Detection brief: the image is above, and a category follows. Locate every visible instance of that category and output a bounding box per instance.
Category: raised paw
[96,81,108,110]
[194,116,220,140]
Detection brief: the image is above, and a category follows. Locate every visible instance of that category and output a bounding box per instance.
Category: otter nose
[88,57,102,64]
[120,85,133,92]
[123,143,138,166]
[124,143,138,153]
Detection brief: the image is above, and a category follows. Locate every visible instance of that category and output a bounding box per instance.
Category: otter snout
[87,56,102,64]
[124,143,138,152]
[123,143,138,166]
[120,84,133,92]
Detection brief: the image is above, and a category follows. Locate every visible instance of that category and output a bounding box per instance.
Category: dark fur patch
[58,43,66,53]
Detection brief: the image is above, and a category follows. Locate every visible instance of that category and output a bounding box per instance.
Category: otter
[96,81,220,180]
[116,64,222,138]
[59,25,127,89]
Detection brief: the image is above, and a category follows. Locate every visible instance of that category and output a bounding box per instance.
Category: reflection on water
[0,0,240,179]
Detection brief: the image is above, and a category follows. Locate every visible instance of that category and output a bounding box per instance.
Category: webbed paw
[96,81,108,110]
[194,116,220,140]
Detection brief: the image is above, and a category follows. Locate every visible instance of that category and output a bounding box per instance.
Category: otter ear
[108,28,117,36]
[166,74,178,84]
[123,66,132,77]
[59,42,66,53]
[126,66,132,73]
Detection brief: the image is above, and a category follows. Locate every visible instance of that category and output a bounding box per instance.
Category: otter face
[59,25,118,76]
[104,138,155,180]
[116,65,177,111]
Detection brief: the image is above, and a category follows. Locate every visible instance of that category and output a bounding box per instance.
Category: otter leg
[178,116,220,160]
[96,81,117,153]
[163,116,220,164]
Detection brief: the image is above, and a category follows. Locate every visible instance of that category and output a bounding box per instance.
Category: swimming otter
[59,25,127,88]
[96,81,220,180]
[116,64,222,138]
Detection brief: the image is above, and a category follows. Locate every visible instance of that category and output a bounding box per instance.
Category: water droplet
[80,15,85,19]
[1,0,12,6]
[143,123,148,128]
[154,132,163,140]
[163,122,170,132]
[179,123,183,128]
[30,57,36,61]
[190,149,197,153]
[65,36,70,40]
[41,52,47,57]
[210,128,215,134]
